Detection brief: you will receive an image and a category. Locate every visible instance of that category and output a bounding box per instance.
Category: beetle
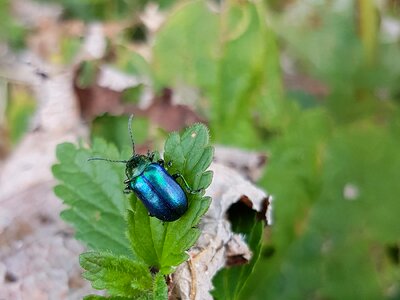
[88,115,201,222]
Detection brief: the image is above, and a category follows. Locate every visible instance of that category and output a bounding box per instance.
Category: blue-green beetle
[89,115,201,222]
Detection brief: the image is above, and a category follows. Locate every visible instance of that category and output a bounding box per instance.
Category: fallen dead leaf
[171,162,270,300]
[214,145,267,182]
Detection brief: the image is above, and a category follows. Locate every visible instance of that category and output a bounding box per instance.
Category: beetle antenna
[88,157,128,163]
[128,114,135,153]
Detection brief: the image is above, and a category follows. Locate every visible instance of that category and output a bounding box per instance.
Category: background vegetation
[2,0,400,299]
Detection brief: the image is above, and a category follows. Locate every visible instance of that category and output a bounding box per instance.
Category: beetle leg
[148,150,155,161]
[159,160,172,169]
[124,180,133,194]
[172,173,203,194]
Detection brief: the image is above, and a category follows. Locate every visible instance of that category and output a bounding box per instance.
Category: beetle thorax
[125,155,151,179]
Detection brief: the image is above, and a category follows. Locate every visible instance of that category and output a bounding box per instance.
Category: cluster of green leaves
[52,123,213,299]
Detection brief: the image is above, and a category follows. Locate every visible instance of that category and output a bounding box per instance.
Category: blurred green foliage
[58,35,83,65]
[40,0,177,21]
[91,115,149,152]
[41,0,142,21]
[152,1,288,147]
[0,0,26,48]
[6,85,36,145]
[76,61,99,89]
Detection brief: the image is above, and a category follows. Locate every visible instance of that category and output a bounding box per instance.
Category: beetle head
[125,154,151,179]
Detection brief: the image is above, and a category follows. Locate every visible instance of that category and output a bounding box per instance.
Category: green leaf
[60,36,82,65]
[127,123,213,274]
[152,1,218,91]
[260,109,332,251]
[0,0,26,49]
[244,113,400,299]
[83,273,167,300]
[77,60,98,88]
[152,1,287,147]
[91,115,149,152]
[212,2,285,142]
[212,203,264,300]
[52,139,131,256]
[115,47,152,79]
[80,251,153,297]
[6,84,36,145]
[152,273,168,300]
[54,123,212,298]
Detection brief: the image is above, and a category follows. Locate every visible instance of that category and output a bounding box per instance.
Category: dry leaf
[171,162,270,300]
[214,145,267,182]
